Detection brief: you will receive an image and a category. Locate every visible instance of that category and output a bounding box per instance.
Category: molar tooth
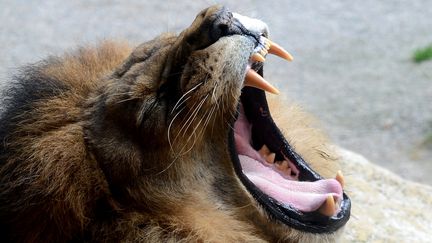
[318,195,336,217]
[275,160,288,171]
[335,170,345,188]
[265,153,276,164]
[280,160,290,173]
[258,145,270,156]
[251,53,265,62]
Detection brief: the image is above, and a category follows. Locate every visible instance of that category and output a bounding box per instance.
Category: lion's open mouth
[228,37,351,233]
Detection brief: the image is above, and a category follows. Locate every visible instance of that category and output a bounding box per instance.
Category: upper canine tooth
[251,53,265,62]
[267,39,294,61]
[244,69,280,95]
[335,170,345,188]
[265,153,276,164]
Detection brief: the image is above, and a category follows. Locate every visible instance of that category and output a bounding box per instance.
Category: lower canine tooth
[318,195,336,217]
[335,170,345,188]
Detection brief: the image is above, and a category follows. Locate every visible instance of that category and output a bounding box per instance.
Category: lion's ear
[112,33,176,79]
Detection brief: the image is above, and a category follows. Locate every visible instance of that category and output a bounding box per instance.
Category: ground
[1,0,431,184]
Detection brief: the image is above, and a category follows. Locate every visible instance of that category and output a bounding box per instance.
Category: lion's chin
[227,81,351,234]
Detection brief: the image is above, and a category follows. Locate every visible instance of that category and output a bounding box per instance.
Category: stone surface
[337,148,432,242]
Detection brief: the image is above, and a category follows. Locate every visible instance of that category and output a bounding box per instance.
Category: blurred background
[1,0,431,184]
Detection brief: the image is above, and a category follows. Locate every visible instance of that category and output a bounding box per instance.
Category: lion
[0,5,350,243]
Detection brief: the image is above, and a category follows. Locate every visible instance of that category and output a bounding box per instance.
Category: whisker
[171,95,191,114]
[198,105,216,138]
[155,156,179,175]
[175,97,206,143]
[171,82,202,114]
[115,97,139,104]
[192,103,214,142]
[181,106,214,156]
[178,95,209,154]
[167,105,186,153]
[174,98,202,141]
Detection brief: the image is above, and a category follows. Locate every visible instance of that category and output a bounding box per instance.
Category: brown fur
[0,6,341,242]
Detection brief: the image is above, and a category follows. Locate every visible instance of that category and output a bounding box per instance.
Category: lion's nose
[206,6,269,43]
[206,6,248,42]
[184,5,263,50]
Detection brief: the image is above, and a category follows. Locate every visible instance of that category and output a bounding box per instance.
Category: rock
[337,148,432,242]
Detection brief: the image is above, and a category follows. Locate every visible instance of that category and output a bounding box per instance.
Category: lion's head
[0,5,350,242]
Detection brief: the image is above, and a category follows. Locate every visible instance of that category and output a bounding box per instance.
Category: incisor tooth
[268,39,294,61]
[244,69,280,95]
[265,153,276,164]
[251,53,265,62]
[258,144,271,156]
[318,195,336,217]
[335,170,345,188]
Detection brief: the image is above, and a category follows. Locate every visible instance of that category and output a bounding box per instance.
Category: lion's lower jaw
[147,185,344,243]
[135,201,344,243]
[139,215,344,243]
[238,201,343,243]
[278,227,344,243]
[291,230,344,243]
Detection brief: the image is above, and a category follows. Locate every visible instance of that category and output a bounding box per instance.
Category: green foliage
[413,44,432,63]
[423,132,432,148]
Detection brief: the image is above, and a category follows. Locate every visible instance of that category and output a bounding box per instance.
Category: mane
[0,41,131,242]
[0,38,342,242]
[1,41,131,140]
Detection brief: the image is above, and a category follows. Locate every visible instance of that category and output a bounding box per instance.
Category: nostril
[218,23,229,36]
[209,20,233,42]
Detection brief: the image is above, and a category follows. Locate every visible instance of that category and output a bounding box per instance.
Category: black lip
[228,69,351,233]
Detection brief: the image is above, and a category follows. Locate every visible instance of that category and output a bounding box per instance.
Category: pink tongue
[239,155,342,212]
[234,104,342,213]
